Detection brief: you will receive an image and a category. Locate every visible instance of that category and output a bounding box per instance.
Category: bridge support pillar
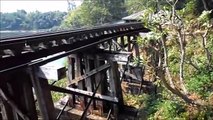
[0,70,37,120]
[109,61,124,118]
[30,67,56,120]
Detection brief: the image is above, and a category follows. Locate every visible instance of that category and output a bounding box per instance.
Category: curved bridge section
[0,22,149,120]
[0,22,148,73]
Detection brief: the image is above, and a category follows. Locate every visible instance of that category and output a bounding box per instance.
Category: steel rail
[0,22,140,41]
[0,28,146,74]
[0,22,143,46]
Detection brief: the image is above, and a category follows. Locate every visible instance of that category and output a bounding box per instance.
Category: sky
[0,0,82,13]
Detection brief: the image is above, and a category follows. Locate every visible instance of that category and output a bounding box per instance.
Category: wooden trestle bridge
[0,22,149,120]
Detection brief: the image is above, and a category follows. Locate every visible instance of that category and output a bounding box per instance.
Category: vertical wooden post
[19,71,38,120]
[84,55,95,110]
[108,61,123,117]
[84,55,92,92]
[113,39,117,51]
[127,36,131,52]
[68,55,75,83]
[120,36,125,49]
[133,35,140,58]
[94,56,104,115]
[1,70,38,120]
[76,54,86,110]
[30,67,56,120]
[68,55,76,107]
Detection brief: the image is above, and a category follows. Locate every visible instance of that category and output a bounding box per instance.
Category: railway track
[0,22,149,74]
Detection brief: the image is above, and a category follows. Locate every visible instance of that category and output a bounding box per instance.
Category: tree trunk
[202,30,212,68]
[201,0,208,10]
[177,29,188,94]
[160,29,175,88]
[157,68,193,104]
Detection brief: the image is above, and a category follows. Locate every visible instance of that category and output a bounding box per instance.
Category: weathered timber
[76,54,86,110]
[0,70,37,120]
[0,22,149,119]
[54,104,107,120]
[84,55,96,111]
[0,77,14,120]
[120,36,125,48]
[67,55,76,107]
[29,67,56,120]
[108,61,123,117]
[80,68,103,120]
[94,56,104,115]
[0,88,30,120]
[0,25,148,73]
[120,69,142,82]
[19,71,38,120]
[112,40,126,51]
[70,64,110,85]
[50,85,118,103]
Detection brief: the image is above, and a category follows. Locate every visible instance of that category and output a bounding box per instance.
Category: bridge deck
[0,22,150,120]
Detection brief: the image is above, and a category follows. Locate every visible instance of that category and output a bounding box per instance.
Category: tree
[62,0,127,28]
[135,0,213,105]
[0,10,67,30]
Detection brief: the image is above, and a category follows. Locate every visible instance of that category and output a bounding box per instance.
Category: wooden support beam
[120,36,125,48]
[94,56,103,114]
[98,53,131,62]
[127,36,131,52]
[112,40,126,51]
[84,56,96,110]
[80,68,103,120]
[108,61,124,117]
[70,64,110,85]
[0,95,14,120]
[133,35,140,59]
[67,55,76,107]
[0,76,14,120]
[75,54,87,110]
[83,50,132,62]
[0,70,37,120]
[84,55,92,92]
[29,67,56,120]
[0,88,30,120]
[20,72,38,120]
[119,69,142,82]
[50,85,118,103]
[54,105,106,120]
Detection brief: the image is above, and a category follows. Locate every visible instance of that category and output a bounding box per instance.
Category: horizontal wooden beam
[84,51,132,62]
[112,40,127,51]
[98,53,131,62]
[70,64,110,85]
[120,69,142,82]
[49,85,118,103]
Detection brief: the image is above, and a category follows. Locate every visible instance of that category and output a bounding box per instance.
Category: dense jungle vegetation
[0,10,67,30]
[61,0,213,119]
[2,0,211,119]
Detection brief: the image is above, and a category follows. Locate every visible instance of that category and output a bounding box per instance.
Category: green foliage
[186,71,213,97]
[49,78,67,102]
[132,92,188,119]
[129,0,213,119]
[148,100,184,119]
[62,2,110,28]
[197,10,212,27]
[133,56,144,66]
[124,94,144,108]
[62,0,126,28]
[0,10,67,30]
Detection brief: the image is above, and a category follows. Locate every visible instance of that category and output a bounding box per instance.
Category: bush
[186,71,213,98]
